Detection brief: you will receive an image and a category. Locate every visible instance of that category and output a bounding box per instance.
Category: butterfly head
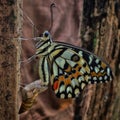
[39,31,52,41]
[35,31,53,56]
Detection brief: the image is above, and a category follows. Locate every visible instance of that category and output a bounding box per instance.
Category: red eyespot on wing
[53,81,59,90]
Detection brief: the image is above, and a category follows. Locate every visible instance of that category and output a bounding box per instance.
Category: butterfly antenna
[49,3,56,32]
[20,8,39,36]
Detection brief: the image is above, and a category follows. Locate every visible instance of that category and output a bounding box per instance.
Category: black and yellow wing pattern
[36,31,113,99]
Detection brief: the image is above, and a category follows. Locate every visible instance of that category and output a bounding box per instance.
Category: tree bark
[74,0,120,120]
[0,0,22,120]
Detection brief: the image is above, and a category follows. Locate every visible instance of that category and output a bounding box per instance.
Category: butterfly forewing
[36,31,113,99]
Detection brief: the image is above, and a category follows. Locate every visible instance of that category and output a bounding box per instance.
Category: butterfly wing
[48,42,113,99]
[39,56,50,86]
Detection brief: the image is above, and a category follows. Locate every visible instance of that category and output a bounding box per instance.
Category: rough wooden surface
[76,0,120,120]
[0,0,22,120]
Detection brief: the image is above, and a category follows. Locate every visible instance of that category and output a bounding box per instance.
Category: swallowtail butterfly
[35,30,113,99]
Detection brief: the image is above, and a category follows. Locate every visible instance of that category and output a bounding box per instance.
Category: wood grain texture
[75,0,120,120]
[0,0,22,120]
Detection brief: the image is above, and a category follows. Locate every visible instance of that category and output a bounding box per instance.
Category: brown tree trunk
[74,0,120,120]
[0,1,22,120]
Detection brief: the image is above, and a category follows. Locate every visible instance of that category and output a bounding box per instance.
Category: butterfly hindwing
[48,42,113,98]
[36,31,113,99]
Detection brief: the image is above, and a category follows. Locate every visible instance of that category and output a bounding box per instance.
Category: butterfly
[35,30,113,99]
